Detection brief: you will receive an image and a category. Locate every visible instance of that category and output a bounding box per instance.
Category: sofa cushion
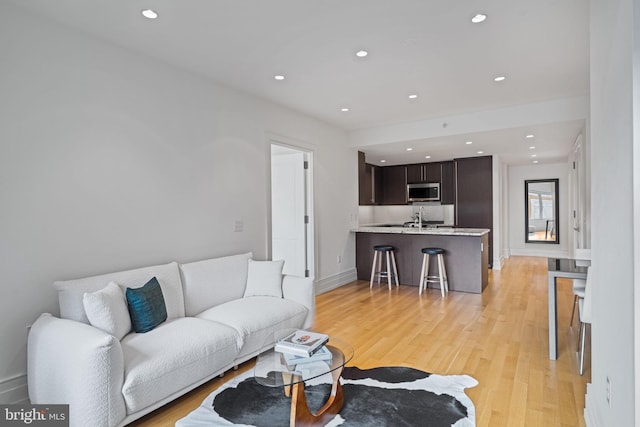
[54,262,185,324]
[180,252,252,316]
[121,317,240,413]
[83,281,131,340]
[126,277,167,333]
[196,296,308,359]
[243,259,284,298]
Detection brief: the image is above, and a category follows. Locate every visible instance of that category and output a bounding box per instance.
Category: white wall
[0,3,357,401]
[585,0,636,425]
[500,161,510,263]
[507,163,569,258]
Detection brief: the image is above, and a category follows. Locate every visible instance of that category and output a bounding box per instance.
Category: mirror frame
[525,178,560,244]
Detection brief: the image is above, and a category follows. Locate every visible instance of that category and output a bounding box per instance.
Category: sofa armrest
[28,313,126,427]
[282,275,315,328]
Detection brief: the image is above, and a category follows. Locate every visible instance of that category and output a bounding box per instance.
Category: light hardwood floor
[130,256,589,427]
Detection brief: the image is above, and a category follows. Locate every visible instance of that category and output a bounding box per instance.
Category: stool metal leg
[576,321,583,352]
[390,251,399,287]
[385,251,392,290]
[369,251,378,289]
[570,295,578,326]
[437,254,446,298]
[377,254,382,284]
[440,254,449,292]
[419,254,427,295]
[421,254,431,295]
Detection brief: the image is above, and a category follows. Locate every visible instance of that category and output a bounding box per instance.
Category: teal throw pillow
[126,277,167,333]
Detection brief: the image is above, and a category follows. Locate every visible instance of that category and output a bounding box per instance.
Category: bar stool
[369,245,399,290]
[570,278,586,326]
[419,247,449,297]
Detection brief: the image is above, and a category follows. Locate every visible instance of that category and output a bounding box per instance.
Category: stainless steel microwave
[407,182,440,202]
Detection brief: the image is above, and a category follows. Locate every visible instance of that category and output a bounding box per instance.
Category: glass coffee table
[254,330,354,426]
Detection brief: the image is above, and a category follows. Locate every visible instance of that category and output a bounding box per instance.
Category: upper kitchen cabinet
[406,163,442,184]
[358,151,382,205]
[455,156,493,266]
[381,165,407,205]
[440,161,455,205]
[406,164,423,183]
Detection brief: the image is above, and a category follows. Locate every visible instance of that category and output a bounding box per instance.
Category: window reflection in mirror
[525,179,559,244]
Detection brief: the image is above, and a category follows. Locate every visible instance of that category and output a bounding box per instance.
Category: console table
[548,258,588,360]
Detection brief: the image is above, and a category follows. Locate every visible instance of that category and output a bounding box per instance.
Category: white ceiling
[10,0,590,165]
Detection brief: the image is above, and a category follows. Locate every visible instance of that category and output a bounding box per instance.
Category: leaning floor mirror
[525,179,559,244]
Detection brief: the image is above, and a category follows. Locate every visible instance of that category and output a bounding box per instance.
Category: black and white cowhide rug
[177,366,477,427]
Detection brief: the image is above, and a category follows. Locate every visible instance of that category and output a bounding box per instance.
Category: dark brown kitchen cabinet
[426,162,442,183]
[440,161,455,204]
[455,156,493,266]
[381,165,407,205]
[406,162,442,184]
[406,163,425,183]
[358,151,369,205]
[358,151,382,205]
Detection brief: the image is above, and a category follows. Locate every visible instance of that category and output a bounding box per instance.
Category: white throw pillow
[243,259,285,298]
[83,281,132,340]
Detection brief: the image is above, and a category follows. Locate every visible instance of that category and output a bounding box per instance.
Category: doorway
[570,133,589,258]
[270,143,314,278]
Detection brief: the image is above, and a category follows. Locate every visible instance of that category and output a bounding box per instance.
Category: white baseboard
[509,248,570,258]
[584,382,603,427]
[492,256,504,270]
[316,268,357,294]
[0,375,29,404]
[575,248,592,261]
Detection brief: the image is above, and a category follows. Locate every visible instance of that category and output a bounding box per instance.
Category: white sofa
[27,252,314,427]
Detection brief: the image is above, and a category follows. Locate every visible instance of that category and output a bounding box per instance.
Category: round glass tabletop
[254,329,354,388]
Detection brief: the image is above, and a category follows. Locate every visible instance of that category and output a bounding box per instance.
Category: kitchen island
[354,225,490,293]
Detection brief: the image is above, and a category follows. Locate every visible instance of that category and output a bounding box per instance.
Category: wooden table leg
[289,369,344,427]
[282,372,293,397]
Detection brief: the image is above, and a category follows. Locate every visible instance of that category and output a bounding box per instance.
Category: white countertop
[352,225,490,237]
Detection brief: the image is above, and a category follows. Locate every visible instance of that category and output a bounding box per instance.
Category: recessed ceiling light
[408,94,418,99]
[529,146,536,150]
[477,151,484,154]
[471,14,487,24]
[466,141,473,145]
[356,50,368,58]
[406,148,413,151]
[141,9,158,19]
[533,160,539,164]
[494,76,506,82]
[380,160,387,163]
[340,107,350,112]
[531,154,537,158]
[526,134,535,138]
[425,155,431,159]
[274,75,285,81]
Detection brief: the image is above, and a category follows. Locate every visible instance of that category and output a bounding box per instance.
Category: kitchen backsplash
[358,204,454,226]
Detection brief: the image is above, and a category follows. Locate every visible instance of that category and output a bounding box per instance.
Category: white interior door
[271,144,312,277]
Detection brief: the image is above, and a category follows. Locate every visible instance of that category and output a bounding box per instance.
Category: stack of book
[275,330,332,367]
[281,345,332,366]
